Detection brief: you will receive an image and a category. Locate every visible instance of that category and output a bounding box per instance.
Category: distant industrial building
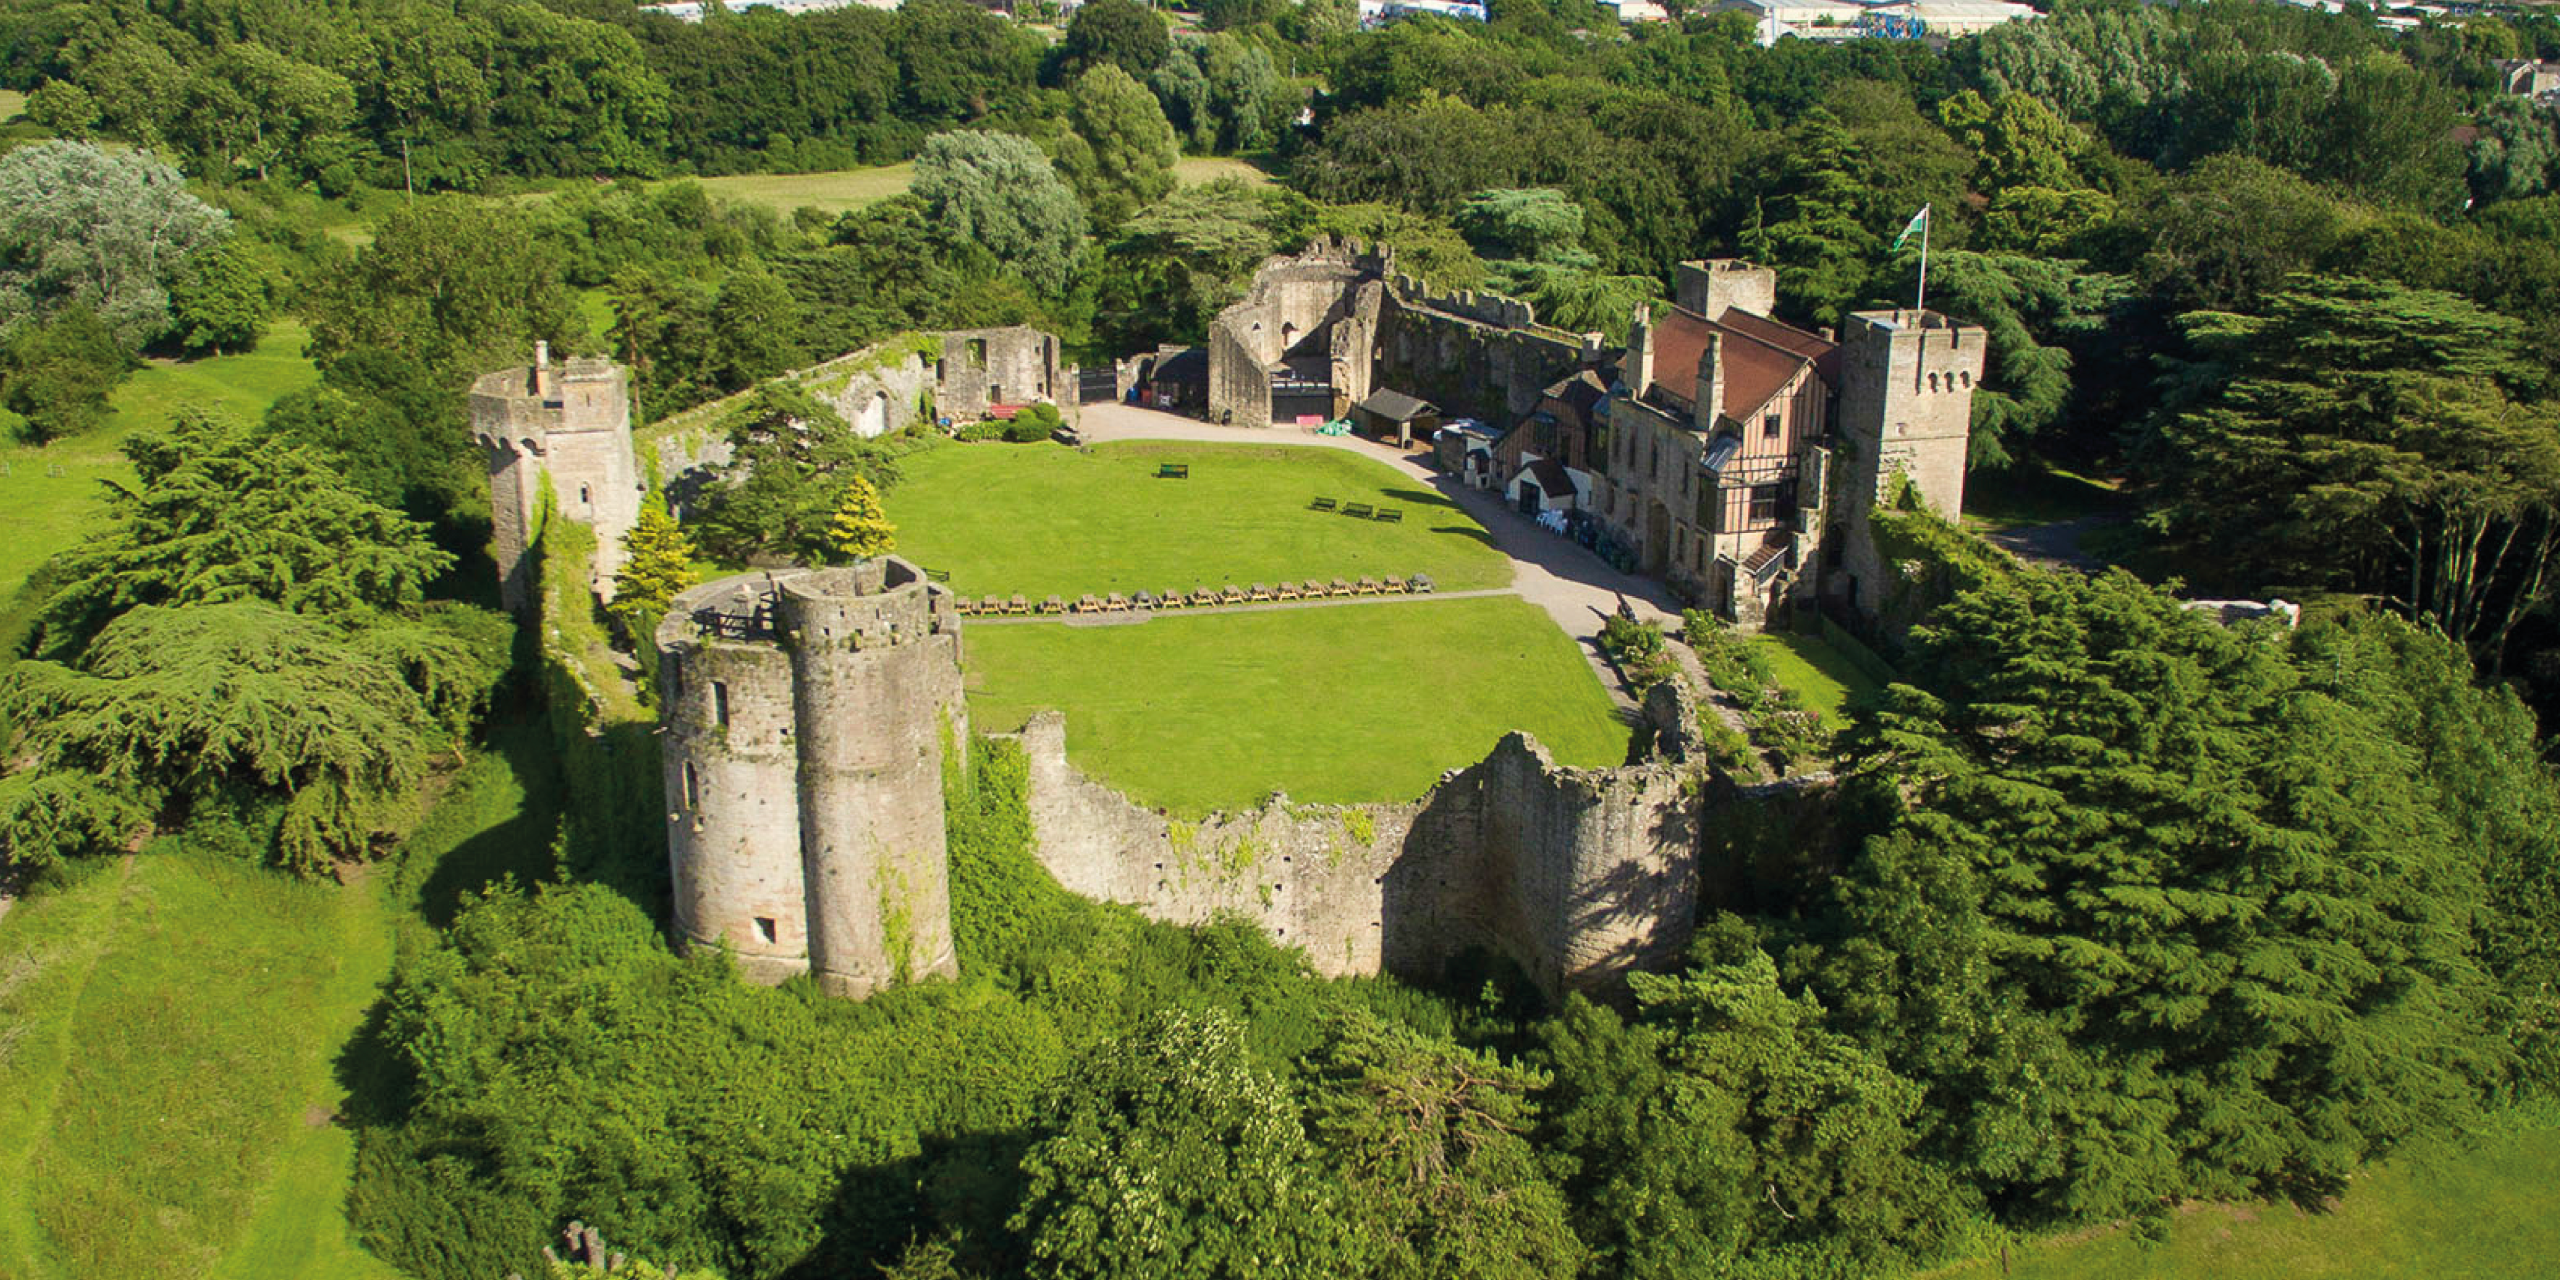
[640,0,898,20]
[1712,0,2038,44]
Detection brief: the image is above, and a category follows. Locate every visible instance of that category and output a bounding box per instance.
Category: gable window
[1762,413,1782,440]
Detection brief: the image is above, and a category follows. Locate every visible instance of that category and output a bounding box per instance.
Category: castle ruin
[656,560,967,997]
[472,344,645,615]
[1202,238,1604,431]
[654,571,1715,999]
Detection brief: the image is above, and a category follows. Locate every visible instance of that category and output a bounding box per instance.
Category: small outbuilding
[1507,454,1586,515]
[1354,388,1439,448]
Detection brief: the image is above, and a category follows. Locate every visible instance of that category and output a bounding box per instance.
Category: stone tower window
[1927,372,1940,392]
[754,916,777,944]
[712,681,731,728]
[579,484,591,505]
[682,762,700,809]
[968,338,987,363]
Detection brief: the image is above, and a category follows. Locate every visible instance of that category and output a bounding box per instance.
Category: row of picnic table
[955,575,1438,617]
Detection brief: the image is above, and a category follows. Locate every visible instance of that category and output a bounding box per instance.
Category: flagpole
[1915,202,1930,316]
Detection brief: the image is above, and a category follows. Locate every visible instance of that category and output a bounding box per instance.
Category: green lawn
[1750,630,1882,725]
[0,732,555,1280]
[1930,1113,2560,1280]
[963,596,1628,814]
[640,154,1268,219]
[0,321,319,605]
[887,441,1512,598]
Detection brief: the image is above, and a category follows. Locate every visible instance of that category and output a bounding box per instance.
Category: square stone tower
[1674,258,1780,320]
[470,344,644,614]
[1828,309,1986,618]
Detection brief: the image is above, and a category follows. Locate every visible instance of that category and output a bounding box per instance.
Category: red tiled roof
[1649,305,1838,425]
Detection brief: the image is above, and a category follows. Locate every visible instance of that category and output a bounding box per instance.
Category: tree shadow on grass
[406,715,565,931]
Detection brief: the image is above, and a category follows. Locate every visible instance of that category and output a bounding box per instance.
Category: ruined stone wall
[1379,299,1590,428]
[1009,712,1701,998]
[935,327,1066,419]
[1205,239,1393,428]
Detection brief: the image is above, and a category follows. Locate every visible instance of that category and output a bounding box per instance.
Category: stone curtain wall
[1008,710,1702,998]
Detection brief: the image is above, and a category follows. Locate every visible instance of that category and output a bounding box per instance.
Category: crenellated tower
[1828,309,1987,617]
[656,559,967,997]
[471,344,644,615]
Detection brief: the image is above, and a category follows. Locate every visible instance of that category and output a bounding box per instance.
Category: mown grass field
[653,154,1269,218]
[0,733,556,1280]
[0,321,318,603]
[1930,1114,2560,1280]
[886,441,1512,598]
[963,595,1627,814]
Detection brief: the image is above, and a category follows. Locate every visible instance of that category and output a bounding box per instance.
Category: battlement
[658,558,968,998]
[474,348,643,615]
[1675,258,1778,321]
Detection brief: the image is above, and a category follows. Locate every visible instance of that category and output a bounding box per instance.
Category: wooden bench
[1007,594,1031,615]
[1249,583,1273,601]
[1076,594,1103,613]
[1040,595,1066,614]
[1309,496,1337,512]
[1341,503,1374,519]
[1373,507,1403,523]
[1384,576,1408,593]
[1158,462,1190,479]
[1105,593,1130,611]
[1161,589,1185,609]
[1132,591,1157,610]
[1411,573,1435,593]
[1220,585,1245,604]
[925,566,952,582]
[1356,576,1381,594]
[1189,589,1219,608]
[1329,578,1352,597]
[1276,581,1302,600]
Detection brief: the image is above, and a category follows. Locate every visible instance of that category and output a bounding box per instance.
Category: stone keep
[472,344,645,614]
[1831,309,1986,615]
[656,559,967,997]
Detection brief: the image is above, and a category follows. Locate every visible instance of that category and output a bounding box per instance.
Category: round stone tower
[658,573,812,985]
[656,559,966,997]
[779,561,967,997]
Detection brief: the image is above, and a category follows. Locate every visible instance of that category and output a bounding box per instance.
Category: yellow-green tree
[827,475,896,562]
[612,502,698,617]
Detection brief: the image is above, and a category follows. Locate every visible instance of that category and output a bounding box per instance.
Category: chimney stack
[1626,304,1655,397]
[1694,333,1724,432]
[534,341,553,397]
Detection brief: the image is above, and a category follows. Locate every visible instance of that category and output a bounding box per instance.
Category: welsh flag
[1890,205,1930,253]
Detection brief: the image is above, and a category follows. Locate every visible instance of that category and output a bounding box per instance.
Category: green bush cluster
[1595,612,1678,692]
[1681,610,1832,769]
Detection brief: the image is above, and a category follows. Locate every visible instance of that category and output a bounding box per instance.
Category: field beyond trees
[962,595,1626,814]
[886,441,1513,598]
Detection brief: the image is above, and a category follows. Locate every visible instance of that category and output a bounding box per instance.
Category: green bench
[1373,508,1403,523]
[1158,462,1190,479]
[1341,502,1374,519]
[1309,496,1337,512]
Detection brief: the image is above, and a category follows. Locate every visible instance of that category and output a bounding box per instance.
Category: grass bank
[962,595,1626,814]
[886,440,1512,598]
[1929,1111,2560,1280]
[0,321,318,603]
[0,728,558,1280]
[647,154,1269,219]
[1750,630,1881,725]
